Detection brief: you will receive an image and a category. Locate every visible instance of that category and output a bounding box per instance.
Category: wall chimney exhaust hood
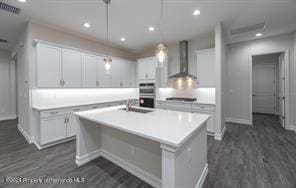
[169,40,197,80]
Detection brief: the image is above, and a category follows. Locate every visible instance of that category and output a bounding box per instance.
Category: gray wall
[226,33,295,128]
[30,22,137,61]
[0,50,15,120]
[214,23,227,136]
[136,32,215,77]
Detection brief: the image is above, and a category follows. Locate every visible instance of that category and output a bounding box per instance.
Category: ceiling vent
[0,39,8,43]
[0,2,21,14]
[230,22,265,35]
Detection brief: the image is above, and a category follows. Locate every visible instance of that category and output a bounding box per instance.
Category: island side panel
[76,117,101,166]
[100,126,162,187]
[161,122,208,188]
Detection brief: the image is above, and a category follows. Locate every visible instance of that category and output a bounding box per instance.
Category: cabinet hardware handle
[67,117,69,123]
[74,109,80,112]
[64,118,67,124]
[50,112,58,114]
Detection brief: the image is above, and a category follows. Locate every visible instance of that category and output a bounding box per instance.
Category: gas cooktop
[166,97,197,102]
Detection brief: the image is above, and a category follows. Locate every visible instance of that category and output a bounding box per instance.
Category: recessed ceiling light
[83,22,91,28]
[193,9,201,16]
[256,33,262,37]
[120,37,126,41]
[19,0,26,2]
[149,26,155,31]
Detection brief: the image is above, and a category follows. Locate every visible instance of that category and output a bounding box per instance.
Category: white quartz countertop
[75,106,210,148]
[157,98,215,105]
[32,99,138,111]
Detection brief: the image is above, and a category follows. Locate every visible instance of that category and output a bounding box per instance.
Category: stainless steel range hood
[169,40,197,80]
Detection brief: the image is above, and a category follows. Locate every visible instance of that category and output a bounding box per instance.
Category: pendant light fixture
[155,0,167,66]
[103,0,112,72]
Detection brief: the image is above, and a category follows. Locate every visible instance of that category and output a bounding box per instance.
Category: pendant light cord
[105,0,110,58]
[161,0,164,44]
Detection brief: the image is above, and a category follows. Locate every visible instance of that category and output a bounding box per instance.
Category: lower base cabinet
[40,116,67,145]
[156,101,215,134]
[34,100,130,149]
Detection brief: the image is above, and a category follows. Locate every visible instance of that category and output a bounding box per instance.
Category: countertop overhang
[75,106,210,148]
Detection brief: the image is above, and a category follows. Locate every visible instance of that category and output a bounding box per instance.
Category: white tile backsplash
[156,87,215,103]
[32,88,139,108]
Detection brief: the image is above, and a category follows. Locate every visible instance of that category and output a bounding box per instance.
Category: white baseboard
[287,125,296,132]
[34,136,76,150]
[17,124,34,144]
[225,118,252,125]
[75,149,101,167]
[214,125,226,141]
[101,149,161,188]
[0,115,17,121]
[195,163,208,188]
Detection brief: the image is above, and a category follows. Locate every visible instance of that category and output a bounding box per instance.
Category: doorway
[250,51,289,129]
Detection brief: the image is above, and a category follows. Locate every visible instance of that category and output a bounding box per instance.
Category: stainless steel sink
[120,107,153,114]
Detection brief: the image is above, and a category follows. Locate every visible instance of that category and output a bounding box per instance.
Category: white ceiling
[0,0,296,52]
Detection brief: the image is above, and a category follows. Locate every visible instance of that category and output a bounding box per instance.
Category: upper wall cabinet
[62,49,82,88]
[137,56,157,81]
[37,44,62,88]
[196,48,215,87]
[36,42,136,88]
[82,53,98,87]
[36,43,82,88]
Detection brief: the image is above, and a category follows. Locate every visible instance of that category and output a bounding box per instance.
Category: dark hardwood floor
[0,113,296,188]
[205,113,296,188]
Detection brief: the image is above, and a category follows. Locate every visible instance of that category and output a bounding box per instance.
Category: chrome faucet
[126,99,137,112]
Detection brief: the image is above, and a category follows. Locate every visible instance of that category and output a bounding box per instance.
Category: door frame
[249,50,290,129]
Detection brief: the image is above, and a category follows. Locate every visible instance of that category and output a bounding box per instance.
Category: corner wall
[226,33,295,128]
[0,50,16,120]
[214,22,227,140]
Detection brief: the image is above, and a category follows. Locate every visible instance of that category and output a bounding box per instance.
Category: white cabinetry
[36,44,82,88]
[36,42,136,88]
[62,49,82,87]
[34,100,130,149]
[40,116,67,145]
[36,44,62,87]
[138,56,157,80]
[196,48,215,87]
[155,101,215,134]
[82,53,98,87]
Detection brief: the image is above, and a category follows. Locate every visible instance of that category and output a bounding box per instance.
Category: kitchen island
[74,105,210,188]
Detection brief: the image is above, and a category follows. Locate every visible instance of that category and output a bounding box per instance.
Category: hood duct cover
[169,40,197,80]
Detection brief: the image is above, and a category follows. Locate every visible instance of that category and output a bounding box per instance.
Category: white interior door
[252,63,276,114]
[278,54,285,127]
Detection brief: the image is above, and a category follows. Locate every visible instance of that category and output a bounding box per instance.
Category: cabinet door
[129,63,136,87]
[156,65,168,88]
[146,57,157,79]
[137,60,147,80]
[192,110,215,133]
[62,49,82,87]
[196,49,215,87]
[40,116,67,145]
[97,56,111,87]
[66,115,76,137]
[37,44,62,87]
[138,57,156,80]
[110,59,121,87]
[82,53,98,87]
[121,61,131,87]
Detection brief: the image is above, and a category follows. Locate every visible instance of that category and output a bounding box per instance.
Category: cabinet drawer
[40,109,72,118]
[165,103,192,112]
[192,104,214,111]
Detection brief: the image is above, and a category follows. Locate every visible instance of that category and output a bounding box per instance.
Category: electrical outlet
[187,147,192,163]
